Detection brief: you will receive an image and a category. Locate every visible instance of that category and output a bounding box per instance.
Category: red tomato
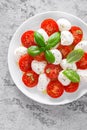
[70,26,83,46]
[22,70,38,87]
[19,54,33,72]
[34,52,46,61]
[41,19,59,36]
[21,30,36,48]
[57,44,72,58]
[47,80,64,98]
[64,82,79,93]
[45,64,62,79]
[76,53,87,69]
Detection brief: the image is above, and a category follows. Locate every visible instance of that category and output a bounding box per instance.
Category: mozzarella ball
[31,60,47,74]
[50,49,62,65]
[14,46,27,61]
[57,18,71,31]
[37,73,50,91]
[60,59,77,71]
[58,70,71,86]
[74,40,87,53]
[37,28,49,42]
[61,31,74,45]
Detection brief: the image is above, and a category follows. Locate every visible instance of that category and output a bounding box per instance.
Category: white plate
[8,11,87,105]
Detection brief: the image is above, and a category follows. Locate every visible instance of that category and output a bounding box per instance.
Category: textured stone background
[0,0,87,130]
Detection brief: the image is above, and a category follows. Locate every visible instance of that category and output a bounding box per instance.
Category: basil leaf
[34,31,45,47]
[39,47,46,52]
[67,49,84,63]
[27,46,41,56]
[63,69,80,82]
[45,50,55,63]
[46,32,60,49]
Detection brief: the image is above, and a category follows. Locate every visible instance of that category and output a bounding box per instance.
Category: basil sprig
[45,50,55,63]
[46,32,61,49]
[63,69,80,83]
[34,32,45,47]
[27,31,60,63]
[67,49,84,63]
[27,46,41,56]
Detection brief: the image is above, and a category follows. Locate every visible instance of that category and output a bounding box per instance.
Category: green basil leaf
[67,49,84,63]
[39,47,46,52]
[34,31,45,47]
[63,69,80,82]
[46,32,60,49]
[27,46,41,56]
[45,50,55,63]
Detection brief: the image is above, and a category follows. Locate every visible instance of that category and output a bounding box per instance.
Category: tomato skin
[21,30,36,48]
[19,54,33,72]
[41,19,59,36]
[47,80,64,98]
[76,53,87,69]
[34,52,46,61]
[45,64,62,79]
[70,26,83,46]
[22,70,39,87]
[64,82,79,93]
[57,44,72,58]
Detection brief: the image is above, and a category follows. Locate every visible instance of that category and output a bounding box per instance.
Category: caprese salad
[14,18,87,98]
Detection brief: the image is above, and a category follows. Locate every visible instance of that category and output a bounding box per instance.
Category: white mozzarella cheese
[50,49,62,65]
[31,60,47,74]
[37,73,50,91]
[14,46,27,61]
[60,59,77,71]
[57,18,71,31]
[37,28,49,42]
[61,31,74,45]
[58,70,71,86]
[74,40,87,53]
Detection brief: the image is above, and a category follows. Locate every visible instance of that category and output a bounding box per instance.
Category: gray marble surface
[0,0,87,130]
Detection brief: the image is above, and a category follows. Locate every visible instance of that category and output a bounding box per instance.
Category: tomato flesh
[41,19,59,36]
[57,44,72,58]
[34,52,46,61]
[22,70,38,87]
[45,64,62,79]
[70,26,83,46]
[19,54,33,72]
[76,53,87,69]
[47,80,64,98]
[64,82,79,93]
[21,30,36,48]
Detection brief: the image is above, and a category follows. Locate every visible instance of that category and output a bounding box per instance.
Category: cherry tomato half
[22,70,39,87]
[64,82,79,93]
[45,64,62,79]
[57,44,72,58]
[21,30,36,48]
[47,80,64,98]
[19,54,33,72]
[41,19,59,36]
[34,52,46,61]
[76,53,87,69]
[70,26,83,46]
